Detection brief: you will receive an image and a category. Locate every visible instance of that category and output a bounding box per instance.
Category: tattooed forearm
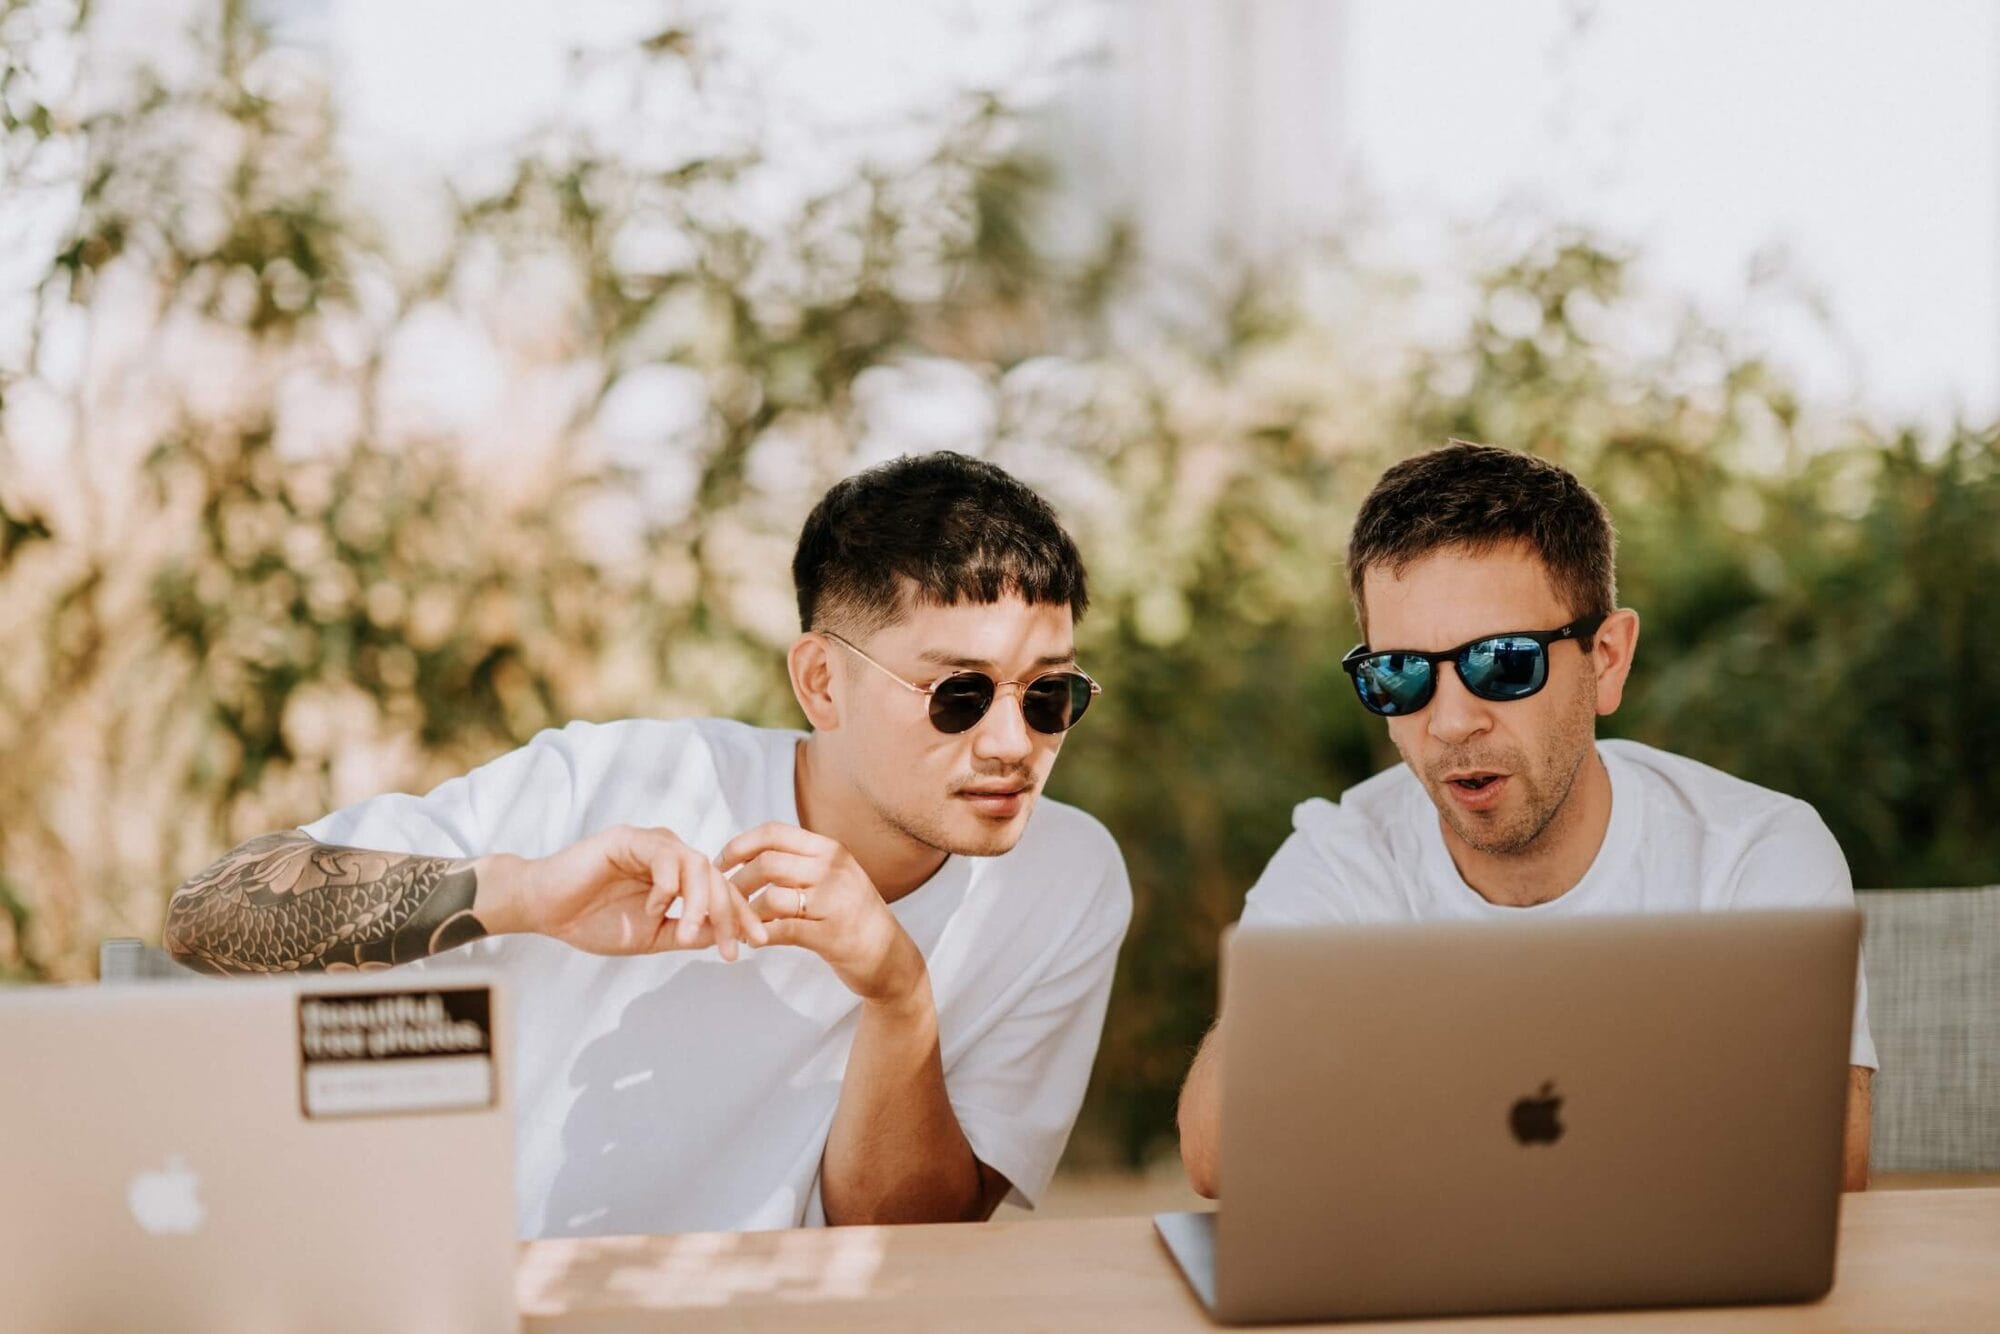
[162,832,488,975]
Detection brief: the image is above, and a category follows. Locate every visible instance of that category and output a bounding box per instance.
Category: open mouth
[1439,770,1511,809]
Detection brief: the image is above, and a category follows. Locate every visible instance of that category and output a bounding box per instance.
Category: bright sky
[311,0,2000,428]
[1346,0,2000,426]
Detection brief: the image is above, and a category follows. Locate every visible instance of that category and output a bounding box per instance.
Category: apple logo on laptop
[128,1155,206,1235]
[1509,1081,1565,1146]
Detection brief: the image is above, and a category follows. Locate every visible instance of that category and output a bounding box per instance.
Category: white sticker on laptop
[297,987,495,1119]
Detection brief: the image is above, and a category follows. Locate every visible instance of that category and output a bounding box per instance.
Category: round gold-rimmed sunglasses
[821,631,1102,735]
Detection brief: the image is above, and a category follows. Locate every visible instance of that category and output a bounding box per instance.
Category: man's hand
[715,822,995,1224]
[717,823,924,1003]
[478,824,768,961]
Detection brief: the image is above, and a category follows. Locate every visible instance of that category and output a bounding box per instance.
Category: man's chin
[1439,801,1541,858]
[937,796,1037,857]
[881,789,1039,860]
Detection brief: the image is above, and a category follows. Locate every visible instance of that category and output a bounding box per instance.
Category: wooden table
[518,1187,2000,1331]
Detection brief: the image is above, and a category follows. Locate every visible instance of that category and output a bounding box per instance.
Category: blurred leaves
[1057,234,2000,1168]
[0,1,1994,1171]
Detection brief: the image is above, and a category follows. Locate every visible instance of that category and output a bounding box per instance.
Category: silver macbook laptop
[1157,909,1861,1324]
[0,967,517,1334]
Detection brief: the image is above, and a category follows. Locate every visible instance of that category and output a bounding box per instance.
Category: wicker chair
[1856,887,2000,1173]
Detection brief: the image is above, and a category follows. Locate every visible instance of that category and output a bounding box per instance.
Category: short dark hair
[793,451,1089,634]
[1346,441,1616,632]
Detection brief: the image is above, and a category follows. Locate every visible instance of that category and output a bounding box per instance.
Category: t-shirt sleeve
[945,851,1132,1211]
[300,725,583,860]
[1724,802,1879,1070]
[1240,799,1367,928]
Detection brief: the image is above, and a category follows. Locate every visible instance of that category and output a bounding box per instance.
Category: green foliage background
[1,3,1994,1165]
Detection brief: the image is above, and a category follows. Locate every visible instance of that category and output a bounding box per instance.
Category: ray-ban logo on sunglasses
[822,632,1102,735]
[1340,613,1605,717]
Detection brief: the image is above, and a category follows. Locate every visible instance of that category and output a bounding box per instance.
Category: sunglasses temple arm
[827,634,932,697]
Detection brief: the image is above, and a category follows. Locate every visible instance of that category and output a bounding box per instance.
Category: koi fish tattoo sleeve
[163,832,488,975]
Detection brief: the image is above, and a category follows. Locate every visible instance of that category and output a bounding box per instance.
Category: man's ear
[1591,608,1641,716]
[789,632,841,731]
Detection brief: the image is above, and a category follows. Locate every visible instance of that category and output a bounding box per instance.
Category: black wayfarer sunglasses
[823,631,1102,735]
[1340,613,1606,717]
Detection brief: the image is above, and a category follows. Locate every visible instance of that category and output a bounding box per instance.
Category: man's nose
[1425,666,1494,746]
[971,686,1036,762]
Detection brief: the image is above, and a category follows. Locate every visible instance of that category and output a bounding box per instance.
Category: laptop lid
[0,968,517,1334]
[1211,909,1859,1324]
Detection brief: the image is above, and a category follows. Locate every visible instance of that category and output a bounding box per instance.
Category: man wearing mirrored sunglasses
[1175,441,1876,1197]
[163,451,1131,1238]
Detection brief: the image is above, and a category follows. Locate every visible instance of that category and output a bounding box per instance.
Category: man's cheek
[1385,721,1427,767]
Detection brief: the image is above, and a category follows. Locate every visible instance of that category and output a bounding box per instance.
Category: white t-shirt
[302,717,1132,1238]
[1241,739,1877,1068]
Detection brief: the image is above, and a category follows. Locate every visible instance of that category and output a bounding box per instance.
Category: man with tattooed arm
[165,452,1131,1238]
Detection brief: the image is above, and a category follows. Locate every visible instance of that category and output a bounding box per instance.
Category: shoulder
[1290,760,1425,848]
[1603,739,1828,844]
[1243,762,1426,925]
[528,715,752,763]
[463,717,795,852]
[516,716,796,788]
[1603,740,1849,902]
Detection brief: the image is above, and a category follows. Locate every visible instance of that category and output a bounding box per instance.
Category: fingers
[725,850,821,897]
[730,868,770,948]
[669,885,810,952]
[678,846,718,954]
[584,824,786,961]
[652,882,776,955]
[663,848,768,961]
[716,822,830,873]
[608,826,683,918]
[641,845,684,920]
[701,853,769,956]
[599,828,732,960]
[750,885,811,923]
[674,847,733,956]
[753,917,810,950]
[619,837,725,957]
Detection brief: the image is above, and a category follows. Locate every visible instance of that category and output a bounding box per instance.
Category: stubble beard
[1426,674,1598,857]
[870,775,1040,859]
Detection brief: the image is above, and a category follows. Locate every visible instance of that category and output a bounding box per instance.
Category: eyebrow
[916,649,1079,671]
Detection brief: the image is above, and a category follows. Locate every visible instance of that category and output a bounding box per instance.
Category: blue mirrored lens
[1354,653,1434,715]
[1458,636,1547,699]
